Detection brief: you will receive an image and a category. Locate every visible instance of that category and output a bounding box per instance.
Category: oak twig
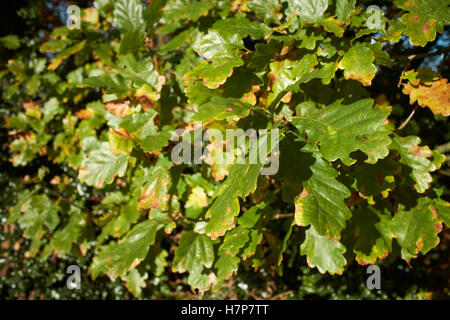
[398,105,418,131]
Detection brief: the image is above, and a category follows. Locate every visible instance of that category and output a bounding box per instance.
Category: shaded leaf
[212,17,271,40]
[390,135,444,193]
[378,198,442,261]
[294,154,351,240]
[91,211,168,279]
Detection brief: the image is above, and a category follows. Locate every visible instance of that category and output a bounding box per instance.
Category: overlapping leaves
[291,99,392,165]
[4,0,450,298]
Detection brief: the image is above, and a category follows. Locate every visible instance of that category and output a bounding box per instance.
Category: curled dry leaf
[104,99,130,117]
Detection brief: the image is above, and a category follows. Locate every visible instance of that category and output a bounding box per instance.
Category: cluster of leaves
[1,0,449,298]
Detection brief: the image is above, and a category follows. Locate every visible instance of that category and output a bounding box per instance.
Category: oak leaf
[402,78,450,116]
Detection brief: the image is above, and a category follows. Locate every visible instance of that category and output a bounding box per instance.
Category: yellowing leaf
[339,43,377,86]
[22,100,41,119]
[402,78,450,116]
[137,158,173,210]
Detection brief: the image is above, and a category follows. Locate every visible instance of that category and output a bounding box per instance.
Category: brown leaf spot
[136,95,155,111]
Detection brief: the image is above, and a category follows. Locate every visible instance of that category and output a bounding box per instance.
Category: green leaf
[158,27,196,54]
[184,173,215,195]
[285,0,329,22]
[143,0,167,34]
[192,96,255,122]
[434,198,450,226]
[267,53,318,104]
[84,73,130,94]
[162,0,215,23]
[17,195,60,257]
[137,157,173,210]
[98,198,141,243]
[277,221,294,266]
[91,212,168,279]
[291,99,392,165]
[247,0,281,24]
[350,156,398,201]
[18,195,60,234]
[185,81,219,105]
[8,189,33,223]
[95,0,115,15]
[113,0,145,33]
[1,35,21,50]
[317,17,346,37]
[109,129,134,156]
[212,17,271,40]
[379,198,442,261]
[300,226,347,275]
[351,207,391,265]
[193,30,243,61]
[396,0,449,46]
[239,203,271,259]
[114,0,146,54]
[172,231,215,290]
[147,246,169,276]
[294,154,351,240]
[204,132,277,239]
[214,254,240,282]
[215,226,249,280]
[117,54,159,88]
[390,135,442,193]
[41,207,86,259]
[213,203,271,287]
[276,133,315,184]
[205,164,261,239]
[185,186,209,219]
[120,30,144,55]
[335,0,356,22]
[247,41,283,71]
[185,57,244,89]
[140,125,173,153]
[338,43,377,86]
[43,98,62,123]
[123,269,148,298]
[119,110,158,139]
[47,41,86,71]
[79,142,129,188]
[187,30,246,88]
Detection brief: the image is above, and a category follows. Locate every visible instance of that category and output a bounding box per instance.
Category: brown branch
[391,46,450,61]
[271,213,294,220]
[271,290,294,300]
[397,105,419,131]
[438,51,449,75]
